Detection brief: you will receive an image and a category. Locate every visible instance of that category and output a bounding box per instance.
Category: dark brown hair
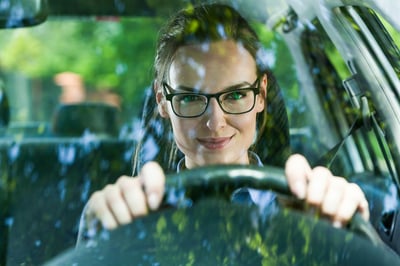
[154,4,265,89]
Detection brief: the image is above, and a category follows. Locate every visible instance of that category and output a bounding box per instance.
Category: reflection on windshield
[0,18,161,124]
[47,198,399,265]
[2,138,135,265]
[0,16,296,264]
[0,14,341,265]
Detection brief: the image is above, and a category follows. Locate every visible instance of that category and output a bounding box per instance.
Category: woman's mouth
[197,137,232,150]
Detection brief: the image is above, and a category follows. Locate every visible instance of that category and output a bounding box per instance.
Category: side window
[299,23,356,177]
[312,6,400,180]
[298,12,397,178]
[357,8,400,79]
[254,24,329,168]
[341,7,399,179]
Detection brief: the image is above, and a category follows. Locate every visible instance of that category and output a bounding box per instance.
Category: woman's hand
[84,154,370,231]
[84,162,166,230]
[285,154,370,227]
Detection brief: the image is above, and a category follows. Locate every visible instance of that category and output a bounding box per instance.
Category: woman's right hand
[85,161,166,230]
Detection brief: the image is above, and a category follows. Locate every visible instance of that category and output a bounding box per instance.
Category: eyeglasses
[162,78,260,118]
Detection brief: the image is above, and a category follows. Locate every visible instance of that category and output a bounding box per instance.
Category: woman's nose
[205,98,227,131]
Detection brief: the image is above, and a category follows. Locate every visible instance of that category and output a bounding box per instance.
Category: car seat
[0,82,10,133]
[52,102,120,137]
[2,102,134,265]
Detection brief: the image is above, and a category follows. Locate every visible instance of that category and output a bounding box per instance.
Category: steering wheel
[45,165,398,266]
[164,164,381,244]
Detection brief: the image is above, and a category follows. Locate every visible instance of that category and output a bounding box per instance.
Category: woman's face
[158,40,266,168]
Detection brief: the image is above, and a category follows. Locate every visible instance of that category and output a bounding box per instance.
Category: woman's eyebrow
[173,85,197,93]
[173,81,253,93]
[223,81,253,91]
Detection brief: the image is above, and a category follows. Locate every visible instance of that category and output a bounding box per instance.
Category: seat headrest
[52,103,119,137]
[0,83,10,129]
[255,71,291,167]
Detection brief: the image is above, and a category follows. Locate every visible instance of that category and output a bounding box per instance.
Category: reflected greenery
[2,3,399,266]
[0,18,162,120]
[0,16,295,122]
[48,198,399,265]
[2,139,134,265]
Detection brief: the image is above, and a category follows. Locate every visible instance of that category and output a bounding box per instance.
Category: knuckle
[288,153,306,162]
[103,184,116,193]
[347,183,365,199]
[116,175,132,186]
[335,211,351,223]
[312,166,332,176]
[309,167,332,183]
[89,190,103,202]
[117,176,141,195]
[140,162,164,179]
[285,154,307,169]
[103,186,122,204]
[87,192,106,212]
[329,176,348,188]
[348,182,362,192]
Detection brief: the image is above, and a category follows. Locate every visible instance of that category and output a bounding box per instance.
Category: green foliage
[252,22,298,99]
[0,17,163,118]
[0,16,296,121]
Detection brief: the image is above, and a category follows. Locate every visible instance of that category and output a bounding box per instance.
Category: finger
[103,184,133,226]
[117,176,148,217]
[87,191,118,230]
[139,161,166,210]
[285,154,312,199]
[334,183,370,224]
[306,166,330,205]
[320,177,347,219]
[358,195,370,221]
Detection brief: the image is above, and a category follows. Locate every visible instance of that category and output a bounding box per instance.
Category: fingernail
[333,221,343,228]
[148,193,160,210]
[294,181,306,199]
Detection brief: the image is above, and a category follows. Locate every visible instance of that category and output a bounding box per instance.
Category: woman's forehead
[168,40,257,90]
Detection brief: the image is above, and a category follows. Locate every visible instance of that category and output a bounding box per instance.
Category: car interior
[0,0,399,265]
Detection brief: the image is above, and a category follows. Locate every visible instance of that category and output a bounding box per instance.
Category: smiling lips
[197,136,232,150]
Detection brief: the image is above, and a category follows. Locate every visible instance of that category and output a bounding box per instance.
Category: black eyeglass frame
[162,78,261,118]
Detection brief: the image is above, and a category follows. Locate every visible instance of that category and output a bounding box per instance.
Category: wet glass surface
[0,1,400,265]
[46,198,400,266]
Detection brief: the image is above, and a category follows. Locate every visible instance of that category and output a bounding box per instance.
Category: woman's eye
[177,94,202,104]
[225,91,246,100]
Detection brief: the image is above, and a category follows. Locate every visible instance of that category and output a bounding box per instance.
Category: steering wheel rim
[165,164,382,245]
[44,165,399,266]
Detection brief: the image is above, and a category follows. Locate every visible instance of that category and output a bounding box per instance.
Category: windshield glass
[0,16,342,166]
[1,1,400,265]
[0,18,160,124]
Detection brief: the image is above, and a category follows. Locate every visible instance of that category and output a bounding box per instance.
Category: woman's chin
[195,154,246,166]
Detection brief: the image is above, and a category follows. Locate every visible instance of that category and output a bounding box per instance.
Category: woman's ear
[255,73,267,113]
[155,83,170,118]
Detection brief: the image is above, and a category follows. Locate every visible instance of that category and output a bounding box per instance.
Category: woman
[78,3,369,240]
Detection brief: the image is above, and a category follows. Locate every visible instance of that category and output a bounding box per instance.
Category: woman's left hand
[284,154,370,227]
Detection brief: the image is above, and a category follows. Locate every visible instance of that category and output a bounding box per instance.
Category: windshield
[0,17,160,124]
[1,1,400,265]
[0,16,343,166]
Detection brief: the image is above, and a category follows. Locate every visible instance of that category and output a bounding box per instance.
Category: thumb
[139,161,166,210]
